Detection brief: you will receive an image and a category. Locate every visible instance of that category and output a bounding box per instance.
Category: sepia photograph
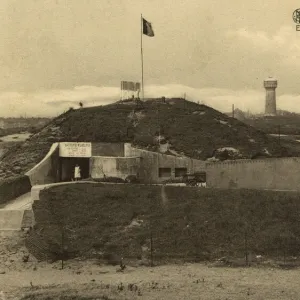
[0,0,300,299]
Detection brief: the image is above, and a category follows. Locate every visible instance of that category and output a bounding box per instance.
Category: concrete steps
[0,191,34,231]
[21,209,35,229]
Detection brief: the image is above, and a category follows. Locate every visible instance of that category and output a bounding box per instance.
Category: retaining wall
[0,175,32,205]
[25,143,59,186]
[124,143,206,183]
[206,157,300,190]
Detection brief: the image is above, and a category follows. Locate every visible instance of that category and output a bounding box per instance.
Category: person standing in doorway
[74,164,81,181]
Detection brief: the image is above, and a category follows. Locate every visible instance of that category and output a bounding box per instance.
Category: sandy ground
[0,200,298,300]
[1,192,300,299]
[0,133,31,143]
[1,260,300,299]
[0,231,299,300]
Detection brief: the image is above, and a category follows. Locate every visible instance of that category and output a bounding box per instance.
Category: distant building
[264,77,277,116]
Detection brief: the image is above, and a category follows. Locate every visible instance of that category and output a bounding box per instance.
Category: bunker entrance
[60,157,90,182]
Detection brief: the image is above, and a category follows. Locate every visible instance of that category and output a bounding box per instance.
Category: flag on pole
[142,18,155,37]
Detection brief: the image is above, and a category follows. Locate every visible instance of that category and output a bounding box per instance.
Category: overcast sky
[1,0,300,117]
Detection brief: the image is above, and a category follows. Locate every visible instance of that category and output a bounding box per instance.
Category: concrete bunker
[26,142,207,185]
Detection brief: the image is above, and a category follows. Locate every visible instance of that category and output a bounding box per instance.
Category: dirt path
[0,260,300,299]
[0,230,299,299]
[0,133,31,143]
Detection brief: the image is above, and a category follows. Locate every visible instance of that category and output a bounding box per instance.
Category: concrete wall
[92,143,124,157]
[206,157,300,191]
[124,143,206,183]
[0,175,32,205]
[25,143,59,186]
[90,156,140,179]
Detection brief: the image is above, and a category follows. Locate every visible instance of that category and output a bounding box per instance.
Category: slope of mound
[0,98,297,178]
[28,183,300,263]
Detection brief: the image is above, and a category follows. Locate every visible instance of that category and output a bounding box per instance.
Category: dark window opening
[175,168,187,177]
[159,168,171,178]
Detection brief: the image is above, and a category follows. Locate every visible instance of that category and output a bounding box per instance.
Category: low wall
[25,143,59,186]
[0,175,32,205]
[206,157,300,190]
[124,143,206,183]
[90,156,140,179]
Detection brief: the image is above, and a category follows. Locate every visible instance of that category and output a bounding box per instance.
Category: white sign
[59,142,92,158]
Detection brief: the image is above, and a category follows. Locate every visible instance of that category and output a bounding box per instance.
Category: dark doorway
[60,157,90,182]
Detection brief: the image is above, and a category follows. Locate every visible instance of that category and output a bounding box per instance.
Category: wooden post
[150,229,153,267]
[61,227,64,269]
[244,230,249,266]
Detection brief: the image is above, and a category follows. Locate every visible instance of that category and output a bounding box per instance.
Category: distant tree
[79,102,83,108]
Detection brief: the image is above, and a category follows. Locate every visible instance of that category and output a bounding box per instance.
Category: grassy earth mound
[27,183,300,264]
[0,98,297,179]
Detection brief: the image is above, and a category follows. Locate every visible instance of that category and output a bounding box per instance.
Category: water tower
[264,77,277,116]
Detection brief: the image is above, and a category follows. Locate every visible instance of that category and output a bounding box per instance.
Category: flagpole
[141,14,144,101]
